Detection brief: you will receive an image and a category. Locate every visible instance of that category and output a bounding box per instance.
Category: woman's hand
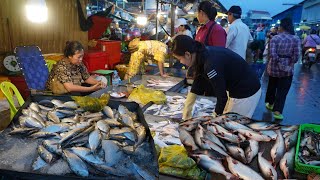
[91,82,103,91]
[161,73,169,78]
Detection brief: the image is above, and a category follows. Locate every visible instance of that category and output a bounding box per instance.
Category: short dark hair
[280,18,294,35]
[198,1,217,21]
[64,41,84,57]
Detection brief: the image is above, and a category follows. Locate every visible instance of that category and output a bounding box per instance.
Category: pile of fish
[9,99,157,179]
[179,113,299,180]
[145,95,215,119]
[148,120,181,147]
[298,130,320,166]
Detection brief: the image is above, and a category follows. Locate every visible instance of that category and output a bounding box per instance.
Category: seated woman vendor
[46,41,106,94]
[124,38,169,80]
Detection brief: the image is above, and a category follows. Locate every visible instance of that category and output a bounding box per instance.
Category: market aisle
[252,63,320,125]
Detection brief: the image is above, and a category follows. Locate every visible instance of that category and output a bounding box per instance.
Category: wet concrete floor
[252,63,320,125]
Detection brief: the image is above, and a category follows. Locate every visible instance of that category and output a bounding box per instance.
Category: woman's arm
[63,82,102,93]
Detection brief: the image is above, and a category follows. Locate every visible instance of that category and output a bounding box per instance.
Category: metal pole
[155,0,159,40]
[170,4,176,67]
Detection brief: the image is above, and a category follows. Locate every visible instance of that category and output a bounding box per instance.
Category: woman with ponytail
[172,35,261,119]
[195,1,226,47]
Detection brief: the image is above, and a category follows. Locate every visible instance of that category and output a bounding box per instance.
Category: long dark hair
[280,18,294,35]
[64,41,84,57]
[172,35,207,77]
[198,1,217,21]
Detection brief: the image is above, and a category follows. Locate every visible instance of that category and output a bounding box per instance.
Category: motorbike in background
[303,47,319,68]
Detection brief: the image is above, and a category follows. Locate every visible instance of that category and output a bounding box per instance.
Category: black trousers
[265,76,293,113]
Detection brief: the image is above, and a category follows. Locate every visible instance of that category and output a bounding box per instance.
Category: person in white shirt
[172,18,193,39]
[226,6,253,60]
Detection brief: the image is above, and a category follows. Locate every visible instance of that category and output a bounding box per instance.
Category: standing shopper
[172,18,193,39]
[172,35,261,119]
[195,1,226,47]
[226,6,253,59]
[265,18,301,120]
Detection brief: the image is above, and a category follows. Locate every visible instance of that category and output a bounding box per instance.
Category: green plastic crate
[294,123,320,174]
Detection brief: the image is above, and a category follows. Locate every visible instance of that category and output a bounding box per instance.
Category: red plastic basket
[83,50,108,72]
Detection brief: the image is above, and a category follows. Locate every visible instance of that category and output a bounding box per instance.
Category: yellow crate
[0,76,10,99]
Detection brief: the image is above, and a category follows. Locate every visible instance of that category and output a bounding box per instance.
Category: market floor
[252,63,320,125]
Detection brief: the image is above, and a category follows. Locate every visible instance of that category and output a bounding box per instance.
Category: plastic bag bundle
[72,93,110,112]
[158,145,206,180]
[128,84,166,105]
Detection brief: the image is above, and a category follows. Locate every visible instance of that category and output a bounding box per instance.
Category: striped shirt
[267,32,301,77]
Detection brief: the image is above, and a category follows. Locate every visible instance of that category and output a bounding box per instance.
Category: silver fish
[29,102,40,112]
[51,99,64,107]
[101,140,124,167]
[110,127,134,135]
[179,128,198,151]
[28,110,45,124]
[42,124,70,133]
[91,163,127,177]
[260,130,277,140]
[121,114,134,128]
[47,111,60,123]
[9,127,37,136]
[194,124,205,147]
[285,130,298,151]
[223,120,252,131]
[89,128,102,153]
[62,101,78,109]
[226,144,247,164]
[132,162,156,180]
[118,104,129,115]
[22,109,30,116]
[82,112,103,119]
[96,120,111,134]
[70,147,104,165]
[38,104,54,111]
[226,156,264,180]
[271,130,285,165]
[280,147,295,179]
[203,130,226,151]
[61,117,78,124]
[30,131,60,139]
[194,154,235,179]
[20,116,44,129]
[59,126,89,144]
[245,139,259,164]
[212,124,240,143]
[238,129,271,142]
[258,152,277,180]
[63,149,89,177]
[42,140,62,155]
[104,118,122,127]
[135,125,146,148]
[32,156,48,171]
[247,122,278,130]
[38,145,54,164]
[102,106,114,118]
[200,138,228,156]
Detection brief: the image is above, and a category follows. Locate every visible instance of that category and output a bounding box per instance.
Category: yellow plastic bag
[72,93,110,112]
[128,84,166,105]
[158,145,206,180]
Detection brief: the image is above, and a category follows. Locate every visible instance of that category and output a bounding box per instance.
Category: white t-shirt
[226,19,253,59]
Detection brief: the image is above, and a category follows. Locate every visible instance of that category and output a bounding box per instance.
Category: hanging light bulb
[26,0,48,23]
[137,15,147,26]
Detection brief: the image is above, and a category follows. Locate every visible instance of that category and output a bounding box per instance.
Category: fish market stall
[0,95,158,179]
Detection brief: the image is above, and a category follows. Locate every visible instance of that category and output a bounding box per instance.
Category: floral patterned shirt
[46,58,90,90]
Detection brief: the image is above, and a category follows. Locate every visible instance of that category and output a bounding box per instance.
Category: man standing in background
[226,6,253,60]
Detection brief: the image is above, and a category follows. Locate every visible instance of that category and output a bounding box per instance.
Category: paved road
[252,63,320,125]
